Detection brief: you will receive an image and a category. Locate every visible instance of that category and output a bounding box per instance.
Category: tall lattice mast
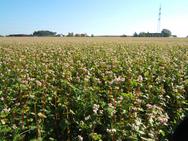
[157,5,161,33]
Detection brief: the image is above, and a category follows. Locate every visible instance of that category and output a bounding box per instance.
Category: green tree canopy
[33,30,56,36]
[133,32,138,37]
[161,29,171,37]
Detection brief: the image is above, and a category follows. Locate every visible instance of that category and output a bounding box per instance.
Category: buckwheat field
[0,37,188,141]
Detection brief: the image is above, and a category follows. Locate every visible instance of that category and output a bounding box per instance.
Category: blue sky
[0,0,187,37]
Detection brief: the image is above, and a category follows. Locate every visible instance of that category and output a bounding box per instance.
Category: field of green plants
[0,37,188,141]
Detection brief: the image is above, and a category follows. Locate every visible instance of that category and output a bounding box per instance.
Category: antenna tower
[157,5,161,33]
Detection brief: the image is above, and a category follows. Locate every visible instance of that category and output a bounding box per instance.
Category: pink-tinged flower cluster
[110,76,125,85]
[146,104,169,125]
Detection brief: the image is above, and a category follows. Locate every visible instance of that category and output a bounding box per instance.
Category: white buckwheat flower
[107,128,116,134]
[85,115,91,121]
[93,104,100,114]
[78,135,83,141]
[137,75,143,82]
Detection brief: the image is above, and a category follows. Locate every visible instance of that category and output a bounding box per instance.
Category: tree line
[0,29,183,37]
[5,31,90,37]
[133,29,174,37]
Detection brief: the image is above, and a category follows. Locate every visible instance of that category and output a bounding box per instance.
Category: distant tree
[152,33,161,37]
[147,32,152,37]
[80,33,88,37]
[75,33,80,37]
[33,30,56,36]
[172,35,177,37]
[133,32,138,37]
[138,32,162,37]
[139,32,147,37]
[56,34,64,37]
[121,34,127,37]
[7,34,32,37]
[91,34,94,37]
[161,29,171,37]
[67,32,74,37]
[74,33,88,37]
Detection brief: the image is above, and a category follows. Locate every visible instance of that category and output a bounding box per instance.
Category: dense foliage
[0,37,188,141]
[134,29,172,37]
[161,29,172,37]
[33,31,57,37]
